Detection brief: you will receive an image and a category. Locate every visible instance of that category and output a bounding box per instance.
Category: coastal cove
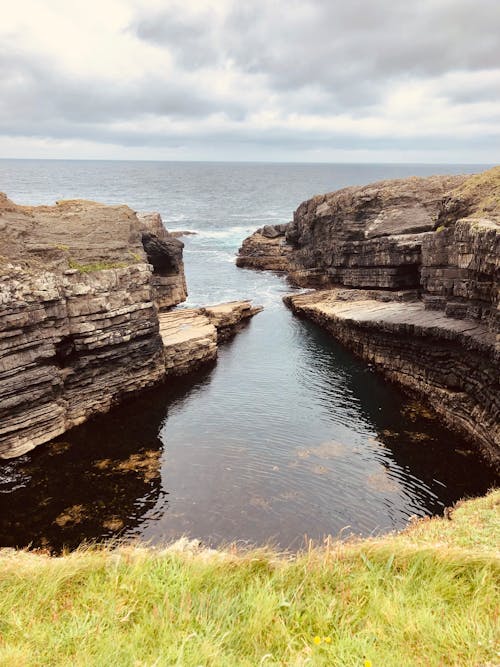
[0,160,498,552]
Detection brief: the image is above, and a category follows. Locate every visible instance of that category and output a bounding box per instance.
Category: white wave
[185,248,235,261]
[187,227,253,240]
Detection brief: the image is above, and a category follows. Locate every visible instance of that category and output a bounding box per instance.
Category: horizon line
[0,157,495,166]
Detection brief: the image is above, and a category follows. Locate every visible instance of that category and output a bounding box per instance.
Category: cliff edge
[0,196,189,458]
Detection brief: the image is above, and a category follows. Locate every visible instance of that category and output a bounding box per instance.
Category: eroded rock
[236,229,294,272]
[285,287,499,467]
[159,300,262,376]
[237,174,468,287]
[0,194,263,459]
[0,195,188,459]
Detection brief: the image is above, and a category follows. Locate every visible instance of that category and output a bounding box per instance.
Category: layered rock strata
[160,301,262,376]
[285,290,499,466]
[237,175,467,286]
[200,300,263,342]
[236,225,293,272]
[239,168,500,464]
[137,213,187,309]
[0,195,184,459]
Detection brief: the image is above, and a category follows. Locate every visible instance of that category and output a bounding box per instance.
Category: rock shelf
[160,301,262,377]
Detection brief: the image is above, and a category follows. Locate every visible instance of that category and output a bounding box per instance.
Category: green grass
[0,490,498,666]
[67,258,131,273]
[451,166,500,219]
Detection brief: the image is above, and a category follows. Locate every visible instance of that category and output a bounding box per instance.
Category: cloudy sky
[1,0,499,162]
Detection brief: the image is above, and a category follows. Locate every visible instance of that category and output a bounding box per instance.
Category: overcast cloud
[0,0,499,161]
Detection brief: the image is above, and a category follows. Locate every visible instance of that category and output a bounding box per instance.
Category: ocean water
[0,160,497,551]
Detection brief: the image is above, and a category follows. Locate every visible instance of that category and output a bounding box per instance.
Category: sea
[0,160,497,551]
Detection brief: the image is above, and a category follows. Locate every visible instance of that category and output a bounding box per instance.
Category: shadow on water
[0,365,216,551]
[292,318,498,515]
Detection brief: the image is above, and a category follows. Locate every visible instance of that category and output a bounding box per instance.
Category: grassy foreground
[0,492,498,667]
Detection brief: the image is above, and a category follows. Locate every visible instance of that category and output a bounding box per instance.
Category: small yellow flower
[364,660,372,667]
[313,636,322,645]
[323,637,332,644]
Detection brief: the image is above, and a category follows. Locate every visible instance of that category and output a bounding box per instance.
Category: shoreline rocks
[160,301,262,376]
[236,225,293,272]
[285,290,499,466]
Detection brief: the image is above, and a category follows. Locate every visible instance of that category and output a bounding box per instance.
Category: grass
[0,490,498,666]
[67,258,131,273]
[451,166,500,219]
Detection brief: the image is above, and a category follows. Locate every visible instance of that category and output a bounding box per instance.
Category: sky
[1,0,499,163]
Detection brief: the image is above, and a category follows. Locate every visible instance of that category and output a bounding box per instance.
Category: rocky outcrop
[420,169,500,332]
[237,175,467,287]
[239,167,500,465]
[160,309,218,377]
[137,213,187,310]
[0,186,262,461]
[422,219,499,328]
[0,262,165,459]
[0,195,189,459]
[159,301,262,376]
[285,290,499,466]
[201,301,263,342]
[236,225,293,272]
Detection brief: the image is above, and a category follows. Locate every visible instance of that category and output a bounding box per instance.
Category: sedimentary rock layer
[137,213,187,309]
[201,300,263,342]
[159,301,262,376]
[0,195,187,459]
[0,263,165,458]
[236,225,293,272]
[285,290,499,466]
[421,219,499,330]
[0,194,263,458]
[237,175,467,287]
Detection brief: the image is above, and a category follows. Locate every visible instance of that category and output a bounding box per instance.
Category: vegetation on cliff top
[451,166,500,220]
[0,490,498,666]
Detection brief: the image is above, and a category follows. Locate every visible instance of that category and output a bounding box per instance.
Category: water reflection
[0,367,215,551]
[1,159,497,552]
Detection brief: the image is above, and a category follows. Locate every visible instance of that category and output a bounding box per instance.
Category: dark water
[0,160,497,551]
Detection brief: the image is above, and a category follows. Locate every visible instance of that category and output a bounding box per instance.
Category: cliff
[238,168,500,465]
[0,196,188,458]
[285,289,499,465]
[0,195,260,459]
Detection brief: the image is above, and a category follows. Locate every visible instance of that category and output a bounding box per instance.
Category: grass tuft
[67,258,131,273]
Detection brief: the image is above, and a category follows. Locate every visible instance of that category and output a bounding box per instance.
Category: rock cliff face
[239,168,500,465]
[285,290,499,466]
[238,175,468,287]
[420,169,500,333]
[137,213,187,309]
[236,224,293,272]
[0,196,187,459]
